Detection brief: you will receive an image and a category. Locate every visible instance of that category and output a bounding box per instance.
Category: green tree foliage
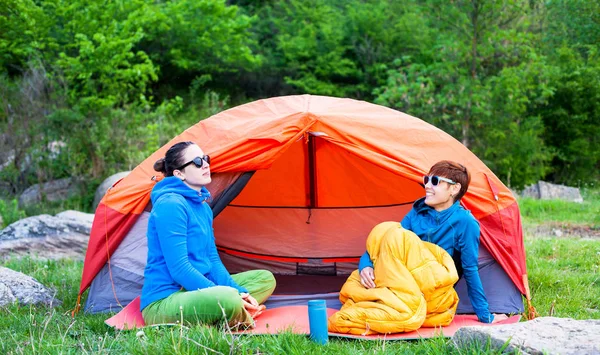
[539,46,600,185]
[35,0,159,178]
[138,0,259,94]
[375,0,555,188]
[265,0,360,96]
[545,0,600,49]
[249,0,417,99]
[0,0,52,75]
[343,0,425,98]
[539,0,600,185]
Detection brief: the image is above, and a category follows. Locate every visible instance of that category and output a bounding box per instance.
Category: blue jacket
[140,177,247,310]
[358,197,493,323]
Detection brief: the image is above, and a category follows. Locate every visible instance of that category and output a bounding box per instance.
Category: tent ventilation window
[296,260,337,276]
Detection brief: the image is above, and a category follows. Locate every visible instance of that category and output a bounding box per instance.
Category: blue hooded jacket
[140,176,247,310]
[358,197,493,323]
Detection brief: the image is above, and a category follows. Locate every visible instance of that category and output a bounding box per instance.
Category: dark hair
[428,160,470,202]
[153,141,195,176]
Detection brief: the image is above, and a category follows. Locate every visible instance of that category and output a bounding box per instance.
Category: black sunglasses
[176,155,211,170]
[423,175,456,186]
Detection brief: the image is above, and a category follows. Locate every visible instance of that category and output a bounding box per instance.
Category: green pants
[142,270,276,327]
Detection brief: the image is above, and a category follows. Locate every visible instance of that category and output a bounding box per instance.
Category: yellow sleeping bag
[328,222,459,335]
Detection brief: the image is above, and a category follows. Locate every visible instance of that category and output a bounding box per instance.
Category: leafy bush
[0,199,26,228]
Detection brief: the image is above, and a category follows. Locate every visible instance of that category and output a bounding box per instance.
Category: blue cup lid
[308,299,327,306]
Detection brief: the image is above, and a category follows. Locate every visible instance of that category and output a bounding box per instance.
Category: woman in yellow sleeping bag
[329,161,489,335]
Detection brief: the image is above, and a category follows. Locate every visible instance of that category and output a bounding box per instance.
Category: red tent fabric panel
[79,204,141,294]
[479,201,526,295]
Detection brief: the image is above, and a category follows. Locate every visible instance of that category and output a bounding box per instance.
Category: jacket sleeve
[458,218,494,323]
[358,251,374,272]
[155,195,216,291]
[207,241,248,293]
[400,208,415,231]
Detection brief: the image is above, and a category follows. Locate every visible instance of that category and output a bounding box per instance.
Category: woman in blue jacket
[141,141,276,327]
[358,160,498,323]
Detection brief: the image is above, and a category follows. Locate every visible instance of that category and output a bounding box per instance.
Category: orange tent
[78,95,530,315]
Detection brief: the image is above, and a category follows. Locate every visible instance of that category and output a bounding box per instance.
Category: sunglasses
[176,155,211,170]
[423,175,456,186]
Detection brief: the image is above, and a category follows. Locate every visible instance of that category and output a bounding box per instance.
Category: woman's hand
[240,293,264,318]
[492,313,509,323]
[240,293,259,309]
[359,267,376,289]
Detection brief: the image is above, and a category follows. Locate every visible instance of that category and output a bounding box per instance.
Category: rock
[0,282,17,305]
[0,214,3,229]
[522,181,583,203]
[55,210,95,225]
[18,177,80,208]
[453,317,600,354]
[553,228,563,237]
[0,266,61,307]
[0,214,92,241]
[93,171,130,210]
[0,213,92,260]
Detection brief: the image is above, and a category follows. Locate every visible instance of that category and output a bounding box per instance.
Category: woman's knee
[257,270,276,286]
[253,270,277,297]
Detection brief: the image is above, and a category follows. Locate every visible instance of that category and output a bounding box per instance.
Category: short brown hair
[428,160,470,202]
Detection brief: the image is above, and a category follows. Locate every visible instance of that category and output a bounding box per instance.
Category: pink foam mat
[105,298,520,339]
[235,305,521,340]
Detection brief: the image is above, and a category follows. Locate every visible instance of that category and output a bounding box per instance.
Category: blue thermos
[308,299,328,344]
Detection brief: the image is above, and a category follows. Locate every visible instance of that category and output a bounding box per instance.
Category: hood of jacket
[412,197,462,224]
[150,176,211,205]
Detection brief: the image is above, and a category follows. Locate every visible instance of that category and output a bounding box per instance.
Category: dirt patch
[524,223,600,239]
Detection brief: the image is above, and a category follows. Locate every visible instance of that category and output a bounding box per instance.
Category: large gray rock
[0,266,62,307]
[56,210,95,225]
[0,212,93,260]
[93,171,130,210]
[0,213,92,241]
[522,181,583,203]
[453,317,600,354]
[18,177,80,207]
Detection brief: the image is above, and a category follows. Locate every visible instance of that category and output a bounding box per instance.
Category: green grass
[519,188,600,227]
[2,236,599,354]
[525,237,600,319]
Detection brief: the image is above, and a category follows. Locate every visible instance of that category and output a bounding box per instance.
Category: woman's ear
[452,183,461,197]
[174,169,186,181]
